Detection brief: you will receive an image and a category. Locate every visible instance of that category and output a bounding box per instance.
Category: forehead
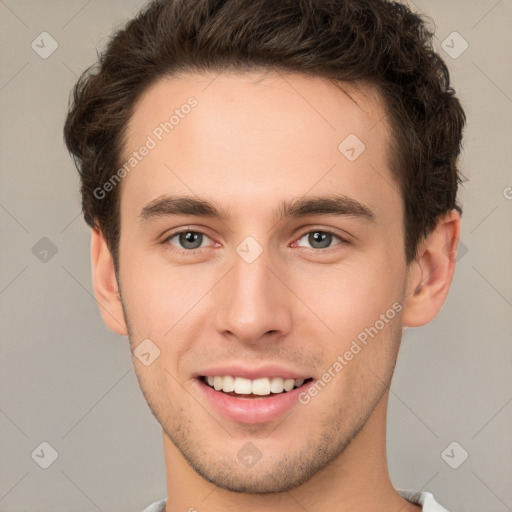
[120,70,398,227]
[125,70,390,150]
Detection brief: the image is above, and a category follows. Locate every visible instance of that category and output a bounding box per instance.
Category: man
[63,0,465,510]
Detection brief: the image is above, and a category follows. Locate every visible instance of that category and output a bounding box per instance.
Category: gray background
[0,0,511,511]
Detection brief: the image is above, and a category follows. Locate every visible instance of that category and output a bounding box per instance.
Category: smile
[202,375,313,397]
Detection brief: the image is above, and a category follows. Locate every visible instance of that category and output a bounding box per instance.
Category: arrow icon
[31,441,59,468]
[237,441,262,467]
[236,236,263,263]
[134,339,160,366]
[339,134,365,161]
[441,32,468,59]
[32,237,58,262]
[441,441,468,469]
[31,32,59,59]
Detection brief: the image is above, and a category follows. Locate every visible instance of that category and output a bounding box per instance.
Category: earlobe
[90,228,128,336]
[402,210,461,327]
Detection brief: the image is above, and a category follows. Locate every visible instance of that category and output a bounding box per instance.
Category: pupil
[181,231,201,249]
[310,231,330,248]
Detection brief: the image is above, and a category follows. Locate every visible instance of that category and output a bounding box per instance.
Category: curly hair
[63,0,466,267]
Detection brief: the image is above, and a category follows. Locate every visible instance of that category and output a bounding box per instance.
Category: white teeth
[283,378,295,391]
[213,376,223,391]
[270,377,284,393]
[234,377,252,394]
[204,375,309,396]
[252,378,271,395]
[221,375,235,392]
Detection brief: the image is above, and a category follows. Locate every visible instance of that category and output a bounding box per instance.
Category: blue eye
[164,228,346,255]
[166,230,212,251]
[296,230,343,250]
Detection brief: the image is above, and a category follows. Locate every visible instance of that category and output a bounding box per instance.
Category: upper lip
[194,364,313,380]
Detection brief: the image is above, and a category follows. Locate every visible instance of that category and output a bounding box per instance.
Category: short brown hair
[63,0,466,267]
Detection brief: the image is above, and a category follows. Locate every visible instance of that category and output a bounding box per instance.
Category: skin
[91,70,460,511]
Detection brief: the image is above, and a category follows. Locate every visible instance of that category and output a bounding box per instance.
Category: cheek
[296,257,404,342]
[303,258,405,391]
[118,249,213,341]
[132,354,180,420]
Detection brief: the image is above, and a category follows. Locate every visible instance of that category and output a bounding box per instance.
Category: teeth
[234,377,252,394]
[204,376,308,396]
[270,377,285,394]
[213,376,223,391]
[252,378,271,395]
[221,375,235,392]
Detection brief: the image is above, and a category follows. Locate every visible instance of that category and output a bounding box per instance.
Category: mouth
[192,368,317,423]
[199,375,314,399]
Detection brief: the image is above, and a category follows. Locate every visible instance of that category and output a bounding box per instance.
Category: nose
[213,245,293,345]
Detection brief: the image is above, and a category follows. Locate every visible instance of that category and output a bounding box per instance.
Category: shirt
[140,489,450,511]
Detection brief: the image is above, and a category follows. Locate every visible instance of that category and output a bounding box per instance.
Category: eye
[163,227,348,255]
[165,229,213,252]
[294,229,345,250]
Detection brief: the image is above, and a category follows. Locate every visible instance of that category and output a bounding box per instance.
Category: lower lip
[194,378,314,424]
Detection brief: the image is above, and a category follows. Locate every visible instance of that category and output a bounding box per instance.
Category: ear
[402,209,461,327]
[90,227,128,336]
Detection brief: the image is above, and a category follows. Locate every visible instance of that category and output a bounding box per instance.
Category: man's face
[117,71,409,493]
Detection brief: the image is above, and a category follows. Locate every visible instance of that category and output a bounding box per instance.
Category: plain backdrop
[0,1,511,511]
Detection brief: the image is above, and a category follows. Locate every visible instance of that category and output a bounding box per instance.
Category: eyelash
[163,228,348,255]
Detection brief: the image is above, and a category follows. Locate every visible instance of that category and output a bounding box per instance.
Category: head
[64,0,465,495]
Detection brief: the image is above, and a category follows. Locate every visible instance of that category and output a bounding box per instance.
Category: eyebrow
[138,194,375,224]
